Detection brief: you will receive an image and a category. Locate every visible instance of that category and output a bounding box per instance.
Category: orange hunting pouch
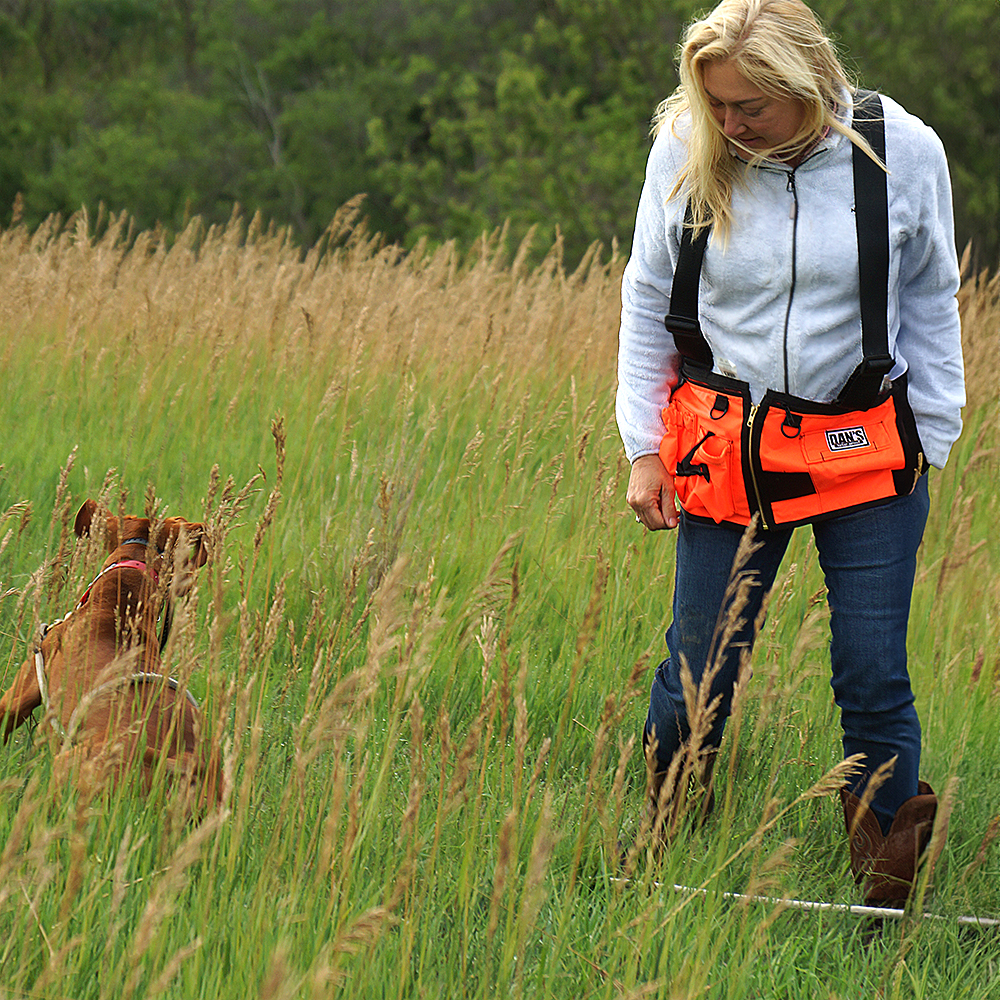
[658,91,926,530]
[659,365,926,530]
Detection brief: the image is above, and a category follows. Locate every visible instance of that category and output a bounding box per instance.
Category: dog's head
[74,500,209,572]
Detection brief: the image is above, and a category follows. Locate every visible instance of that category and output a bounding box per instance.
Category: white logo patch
[825,426,870,452]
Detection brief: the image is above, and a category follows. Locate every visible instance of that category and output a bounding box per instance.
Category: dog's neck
[78,554,160,611]
[106,533,162,574]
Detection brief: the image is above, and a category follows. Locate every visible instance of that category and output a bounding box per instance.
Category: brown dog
[0,499,220,808]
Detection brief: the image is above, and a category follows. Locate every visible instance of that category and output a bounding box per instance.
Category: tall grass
[0,205,997,999]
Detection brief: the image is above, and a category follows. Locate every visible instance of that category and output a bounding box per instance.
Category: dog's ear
[74,500,120,550]
[74,500,97,537]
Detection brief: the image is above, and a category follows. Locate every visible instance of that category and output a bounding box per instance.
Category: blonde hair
[654,0,878,241]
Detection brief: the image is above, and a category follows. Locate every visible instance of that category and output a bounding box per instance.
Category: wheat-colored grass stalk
[0,212,996,999]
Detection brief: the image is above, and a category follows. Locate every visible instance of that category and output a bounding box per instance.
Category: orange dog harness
[660,93,926,530]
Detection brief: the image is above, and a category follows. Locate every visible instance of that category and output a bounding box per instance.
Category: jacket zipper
[740,152,821,531]
[781,170,799,395]
[744,400,769,530]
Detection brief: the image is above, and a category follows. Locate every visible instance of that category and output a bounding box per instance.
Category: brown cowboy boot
[840,781,937,908]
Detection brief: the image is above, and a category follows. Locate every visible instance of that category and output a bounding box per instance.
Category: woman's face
[701,60,807,155]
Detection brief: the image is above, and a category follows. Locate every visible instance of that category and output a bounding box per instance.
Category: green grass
[0,211,997,999]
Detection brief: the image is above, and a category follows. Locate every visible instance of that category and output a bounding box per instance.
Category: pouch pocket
[797,396,903,490]
[661,379,750,525]
[757,393,907,524]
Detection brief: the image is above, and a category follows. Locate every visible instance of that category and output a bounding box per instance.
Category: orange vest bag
[660,369,925,530]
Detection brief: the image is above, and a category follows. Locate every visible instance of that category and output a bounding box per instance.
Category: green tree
[815,0,999,267]
[0,0,995,267]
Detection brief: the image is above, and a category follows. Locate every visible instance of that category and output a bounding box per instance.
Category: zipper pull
[786,172,797,219]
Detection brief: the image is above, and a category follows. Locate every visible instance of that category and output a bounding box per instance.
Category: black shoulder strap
[664,90,892,406]
[841,89,893,407]
[664,202,713,367]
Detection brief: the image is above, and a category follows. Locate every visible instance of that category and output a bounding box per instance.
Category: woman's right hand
[626,454,679,530]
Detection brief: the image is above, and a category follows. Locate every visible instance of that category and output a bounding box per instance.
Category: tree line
[0,0,996,267]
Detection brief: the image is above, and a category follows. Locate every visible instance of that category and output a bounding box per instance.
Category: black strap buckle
[836,355,894,409]
[664,314,714,367]
[675,432,714,481]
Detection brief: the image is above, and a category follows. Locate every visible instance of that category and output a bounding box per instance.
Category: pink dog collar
[76,559,159,608]
[114,559,154,574]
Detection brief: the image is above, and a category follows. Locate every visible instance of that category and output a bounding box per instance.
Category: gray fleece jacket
[616,92,965,470]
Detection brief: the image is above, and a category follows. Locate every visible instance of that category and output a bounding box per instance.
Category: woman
[616,0,965,906]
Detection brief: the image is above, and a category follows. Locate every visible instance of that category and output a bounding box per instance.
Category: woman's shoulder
[648,111,692,175]
[875,93,948,162]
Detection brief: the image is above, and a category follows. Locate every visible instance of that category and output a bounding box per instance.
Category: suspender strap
[665,202,713,367]
[840,90,893,407]
[665,90,892,408]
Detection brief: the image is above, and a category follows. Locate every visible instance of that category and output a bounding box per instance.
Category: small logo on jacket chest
[825,426,871,452]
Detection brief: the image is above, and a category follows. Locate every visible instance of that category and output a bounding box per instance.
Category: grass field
[0,204,997,999]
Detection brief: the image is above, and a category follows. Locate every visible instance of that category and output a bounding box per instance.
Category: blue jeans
[645,477,930,834]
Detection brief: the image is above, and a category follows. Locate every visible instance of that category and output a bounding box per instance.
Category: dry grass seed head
[318,755,349,877]
[519,793,556,932]
[488,807,519,936]
[513,653,530,786]
[252,416,286,556]
[957,253,1000,412]
[444,688,492,812]
[145,938,204,999]
[362,555,409,698]
[258,944,300,1000]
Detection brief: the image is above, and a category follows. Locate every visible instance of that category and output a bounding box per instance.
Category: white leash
[33,621,69,741]
[611,879,1000,929]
